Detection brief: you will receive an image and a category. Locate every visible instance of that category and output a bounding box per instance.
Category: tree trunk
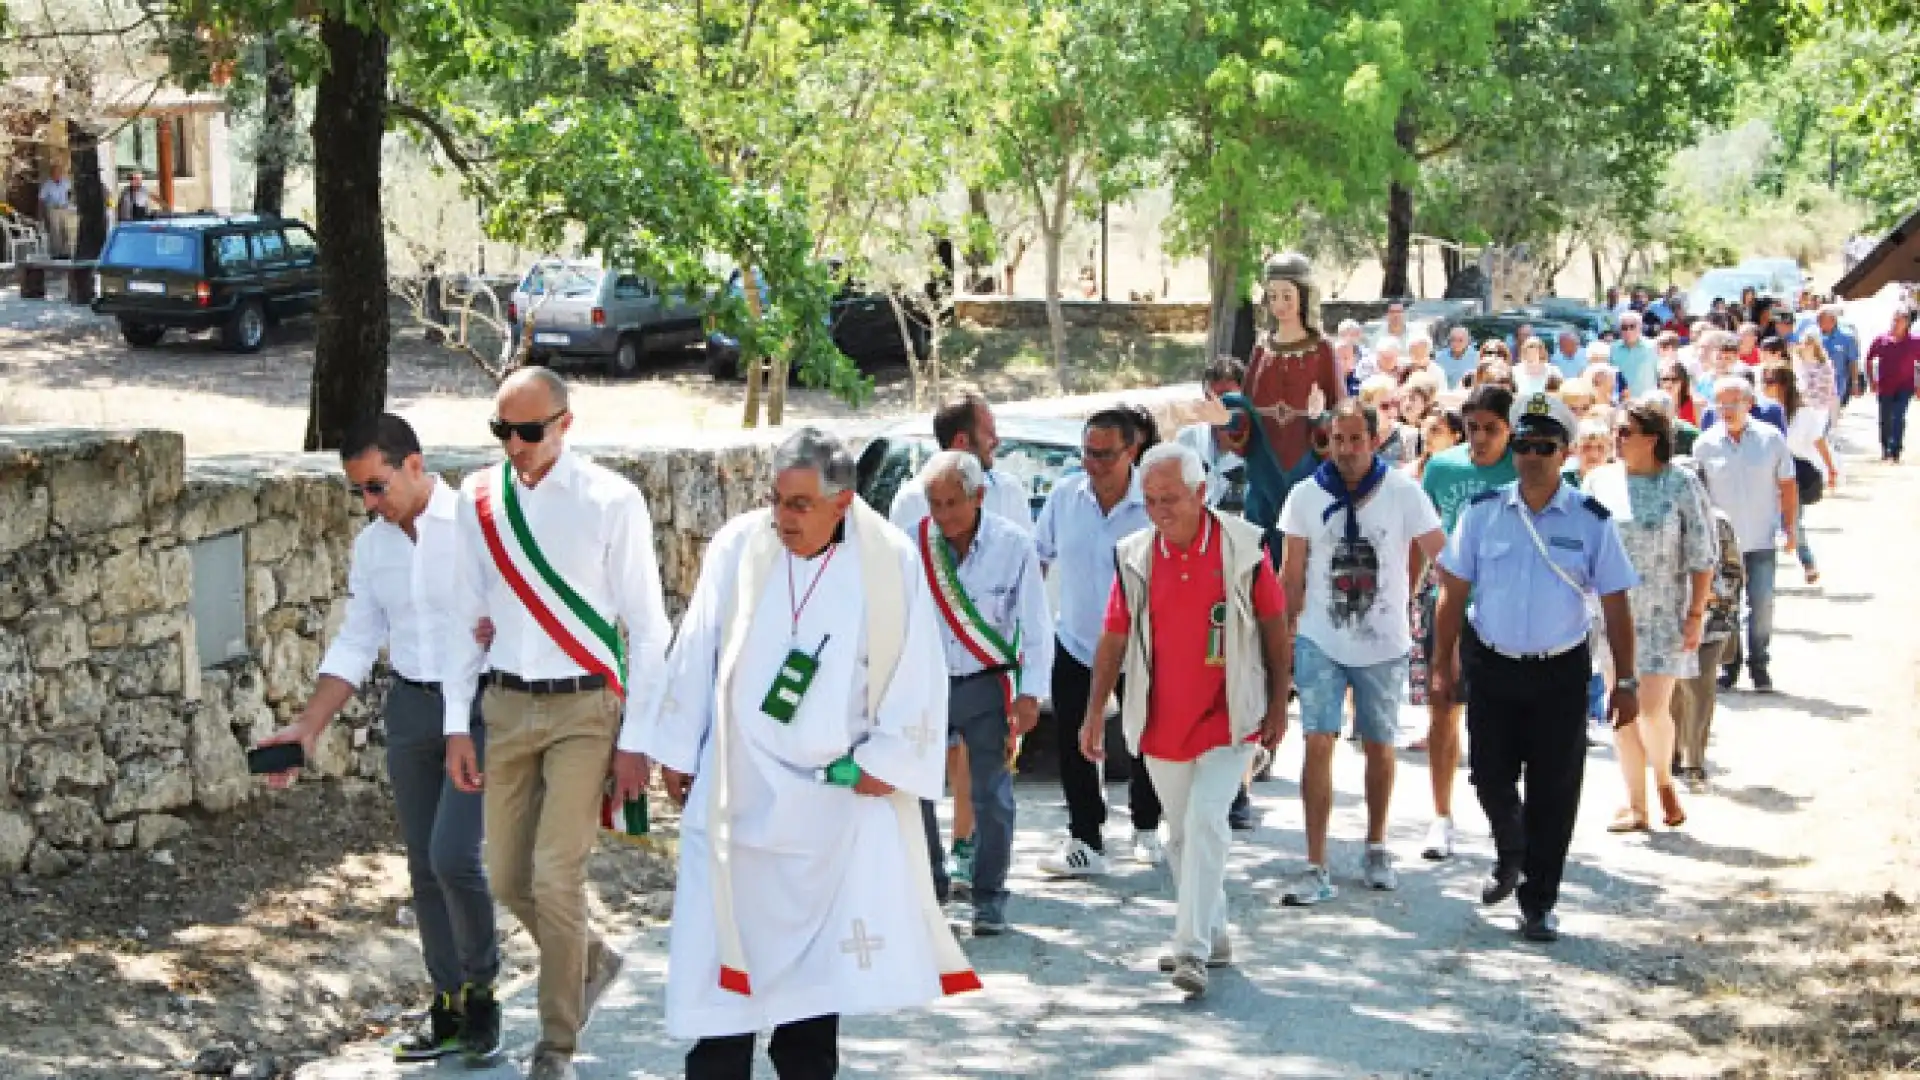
[739,263,766,428]
[1590,246,1604,304]
[253,43,298,215]
[963,185,992,289]
[1205,206,1246,361]
[303,16,391,452]
[1040,217,1068,392]
[1381,105,1418,299]
[67,119,109,261]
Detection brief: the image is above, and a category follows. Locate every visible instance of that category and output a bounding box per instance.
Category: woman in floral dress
[1586,401,1718,831]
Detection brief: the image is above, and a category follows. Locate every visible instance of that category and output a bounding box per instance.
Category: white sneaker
[1131,829,1166,865]
[1038,838,1109,877]
[1421,817,1455,861]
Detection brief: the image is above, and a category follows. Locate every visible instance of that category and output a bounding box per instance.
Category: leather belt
[483,671,609,695]
[394,674,442,695]
[1470,630,1585,663]
[951,665,1014,685]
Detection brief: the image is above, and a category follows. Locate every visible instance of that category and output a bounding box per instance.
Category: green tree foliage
[440,0,974,424]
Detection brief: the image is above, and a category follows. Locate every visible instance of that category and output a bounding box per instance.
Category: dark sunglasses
[347,479,391,498]
[1511,438,1564,457]
[489,409,567,443]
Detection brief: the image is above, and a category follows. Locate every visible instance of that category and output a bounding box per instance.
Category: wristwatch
[1614,676,1640,692]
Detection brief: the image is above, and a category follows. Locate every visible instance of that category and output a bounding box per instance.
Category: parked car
[706,269,930,380]
[1737,257,1810,301]
[855,414,1085,526]
[507,262,705,376]
[1687,268,1773,318]
[92,213,321,352]
[1436,312,1584,354]
[1521,298,1614,340]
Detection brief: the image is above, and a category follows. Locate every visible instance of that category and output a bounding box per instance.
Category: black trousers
[1462,631,1590,918]
[687,1014,838,1080]
[1052,642,1160,850]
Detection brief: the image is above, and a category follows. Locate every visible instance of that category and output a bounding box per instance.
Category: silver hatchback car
[510,261,706,376]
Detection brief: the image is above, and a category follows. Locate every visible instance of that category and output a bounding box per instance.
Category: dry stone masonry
[0,426,784,876]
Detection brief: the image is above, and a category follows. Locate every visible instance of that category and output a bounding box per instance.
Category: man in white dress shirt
[887,392,1032,896]
[909,450,1053,935]
[441,368,672,1080]
[888,392,1034,532]
[258,414,503,1064]
[624,427,978,1079]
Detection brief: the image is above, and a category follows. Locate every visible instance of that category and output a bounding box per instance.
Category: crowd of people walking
[256,251,1901,1078]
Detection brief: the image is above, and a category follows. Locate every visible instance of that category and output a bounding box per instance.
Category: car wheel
[119,320,166,348]
[221,299,266,353]
[609,334,644,378]
[705,335,742,381]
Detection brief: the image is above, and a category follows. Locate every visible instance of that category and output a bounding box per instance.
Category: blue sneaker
[1280,865,1337,907]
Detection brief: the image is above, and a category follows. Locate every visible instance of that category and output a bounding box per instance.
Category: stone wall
[0,427,784,875]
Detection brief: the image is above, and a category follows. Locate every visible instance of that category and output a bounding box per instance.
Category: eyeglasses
[489,409,567,443]
[1511,438,1564,457]
[347,479,390,499]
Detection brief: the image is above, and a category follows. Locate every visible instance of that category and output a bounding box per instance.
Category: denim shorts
[1294,635,1409,745]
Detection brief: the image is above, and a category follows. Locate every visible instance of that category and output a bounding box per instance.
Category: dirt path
[294,402,1920,1079]
[0,291,1204,455]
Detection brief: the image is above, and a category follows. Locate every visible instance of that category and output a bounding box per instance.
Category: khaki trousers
[481,684,619,1053]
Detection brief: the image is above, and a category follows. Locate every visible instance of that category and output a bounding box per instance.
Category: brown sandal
[1608,808,1650,833]
[1658,785,1687,828]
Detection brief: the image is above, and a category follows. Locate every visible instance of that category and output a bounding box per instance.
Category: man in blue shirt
[1429,392,1640,944]
[1437,325,1478,388]
[1816,305,1861,406]
[1609,311,1661,400]
[1033,408,1160,877]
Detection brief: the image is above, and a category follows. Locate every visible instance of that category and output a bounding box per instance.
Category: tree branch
[387,100,491,178]
[8,11,157,43]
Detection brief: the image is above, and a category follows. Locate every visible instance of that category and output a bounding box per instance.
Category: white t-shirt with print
[1279,465,1442,668]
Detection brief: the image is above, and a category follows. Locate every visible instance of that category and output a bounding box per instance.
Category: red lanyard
[787,545,839,636]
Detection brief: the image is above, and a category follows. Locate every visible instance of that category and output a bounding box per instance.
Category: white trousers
[1145,742,1255,961]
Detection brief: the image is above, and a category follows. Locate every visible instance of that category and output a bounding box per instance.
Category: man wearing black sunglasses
[1429,391,1640,944]
[256,413,504,1064]
[442,367,674,1080]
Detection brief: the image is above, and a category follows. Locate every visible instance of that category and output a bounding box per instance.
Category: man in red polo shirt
[1078,442,1292,1000]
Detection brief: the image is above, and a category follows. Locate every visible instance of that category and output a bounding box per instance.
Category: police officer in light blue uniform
[1428,391,1641,943]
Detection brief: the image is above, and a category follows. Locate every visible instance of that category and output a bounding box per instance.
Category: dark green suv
[92,214,322,352]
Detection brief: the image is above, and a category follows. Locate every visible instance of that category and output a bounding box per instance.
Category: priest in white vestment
[624,427,980,1079]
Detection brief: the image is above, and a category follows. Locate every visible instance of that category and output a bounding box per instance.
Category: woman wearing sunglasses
[1587,402,1717,832]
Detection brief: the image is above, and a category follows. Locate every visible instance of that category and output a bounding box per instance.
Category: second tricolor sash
[918,518,1021,712]
[472,462,628,699]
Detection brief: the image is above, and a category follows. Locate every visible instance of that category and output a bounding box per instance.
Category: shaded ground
[293,403,1919,1078]
[0,288,1205,454]
[0,782,677,1080]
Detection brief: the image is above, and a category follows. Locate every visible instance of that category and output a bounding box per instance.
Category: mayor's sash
[918,518,1021,713]
[472,463,627,698]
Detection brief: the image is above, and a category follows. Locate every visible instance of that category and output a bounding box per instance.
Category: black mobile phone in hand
[247,743,306,775]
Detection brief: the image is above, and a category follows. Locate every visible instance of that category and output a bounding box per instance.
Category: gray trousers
[921,674,1016,919]
[1673,638,1729,772]
[386,679,501,994]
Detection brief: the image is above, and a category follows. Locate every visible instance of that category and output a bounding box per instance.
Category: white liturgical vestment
[637,499,979,1040]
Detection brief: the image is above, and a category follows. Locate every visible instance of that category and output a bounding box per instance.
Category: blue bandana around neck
[1314,457,1389,545]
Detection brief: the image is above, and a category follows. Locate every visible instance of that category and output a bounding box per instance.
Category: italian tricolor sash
[473,463,627,699]
[918,518,1021,712]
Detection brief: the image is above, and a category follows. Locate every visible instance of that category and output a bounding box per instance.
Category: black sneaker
[1750,670,1775,694]
[1521,910,1560,943]
[1716,671,1737,691]
[460,983,503,1064]
[393,991,462,1062]
[1227,787,1255,832]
